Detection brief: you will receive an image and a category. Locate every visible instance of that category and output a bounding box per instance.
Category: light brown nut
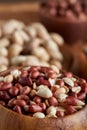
[33,112,45,118]
[18,30,30,42]
[12,30,24,46]
[0,57,9,66]
[0,47,8,57]
[10,55,26,65]
[4,74,13,83]
[2,20,24,35]
[27,38,43,51]
[23,56,40,66]
[25,26,36,38]
[44,39,63,60]
[36,85,52,98]
[31,23,50,40]
[8,44,23,58]
[50,33,64,46]
[50,60,62,70]
[0,65,7,72]
[32,47,50,61]
[63,78,74,87]
[0,38,10,48]
[30,90,36,97]
[40,61,50,67]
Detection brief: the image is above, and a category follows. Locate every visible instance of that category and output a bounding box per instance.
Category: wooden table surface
[0,2,39,24]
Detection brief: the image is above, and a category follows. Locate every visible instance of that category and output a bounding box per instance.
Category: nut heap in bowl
[0,66,87,130]
[0,19,64,72]
[40,0,87,43]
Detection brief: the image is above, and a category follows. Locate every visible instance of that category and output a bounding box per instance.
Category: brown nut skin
[0,67,87,130]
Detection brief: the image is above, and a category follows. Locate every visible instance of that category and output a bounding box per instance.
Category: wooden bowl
[0,67,87,130]
[70,42,87,80]
[0,104,87,130]
[40,8,87,43]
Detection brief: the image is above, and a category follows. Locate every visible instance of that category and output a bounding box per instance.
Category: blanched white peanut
[12,30,24,46]
[46,106,57,118]
[25,26,36,38]
[0,65,7,72]
[33,112,45,118]
[0,57,9,65]
[11,69,21,78]
[63,78,74,87]
[77,100,85,106]
[49,79,56,86]
[0,47,8,57]
[56,87,66,94]
[32,47,50,61]
[23,56,41,66]
[72,86,81,93]
[8,44,23,58]
[44,39,63,60]
[31,23,50,40]
[58,93,68,102]
[50,33,64,46]
[2,20,25,35]
[4,74,13,83]
[36,85,52,98]
[0,38,10,48]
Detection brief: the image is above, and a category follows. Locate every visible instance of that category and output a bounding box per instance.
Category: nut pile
[0,20,64,72]
[0,66,87,118]
[41,0,87,18]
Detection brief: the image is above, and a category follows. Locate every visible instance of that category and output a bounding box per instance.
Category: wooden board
[0,2,40,24]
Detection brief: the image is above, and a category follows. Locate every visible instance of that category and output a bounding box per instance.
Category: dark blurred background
[0,0,39,2]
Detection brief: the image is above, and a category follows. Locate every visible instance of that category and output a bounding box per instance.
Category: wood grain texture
[0,2,39,24]
[0,68,87,130]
